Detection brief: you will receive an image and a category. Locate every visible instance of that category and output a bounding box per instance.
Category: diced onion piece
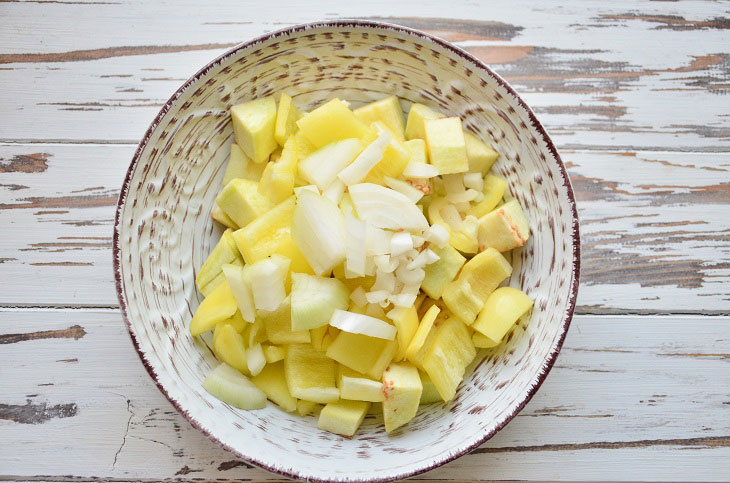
[247,256,289,311]
[411,235,425,248]
[442,173,465,194]
[345,215,367,277]
[372,270,396,293]
[330,309,396,340]
[350,183,429,231]
[391,292,418,308]
[440,203,464,231]
[374,254,397,273]
[222,264,256,323]
[366,224,392,256]
[349,286,368,308]
[298,138,362,190]
[294,185,320,197]
[403,161,439,178]
[390,231,413,257]
[365,290,389,305]
[395,264,425,286]
[364,255,376,276]
[446,189,480,203]
[401,283,421,295]
[323,178,346,205]
[338,128,390,186]
[463,172,484,192]
[246,343,266,376]
[292,190,346,276]
[463,215,479,239]
[424,224,450,247]
[406,248,440,270]
[384,176,424,203]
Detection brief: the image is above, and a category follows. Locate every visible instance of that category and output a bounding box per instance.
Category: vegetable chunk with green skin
[318,399,371,437]
[382,362,422,432]
[203,363,266,410]
[290,273,350,331]
[231,96,278,163]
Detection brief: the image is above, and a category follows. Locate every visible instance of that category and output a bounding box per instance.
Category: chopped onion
[365,290,389,305]
[463,172,484,192]
[323,178,346,205]
[463,215,479,239]
[246,343,266,376]
[407,248,440,270]
[349,286,368,308]
[345,215,367,277]
[386,306,406,321]
[329,309,396,340]
[424,224,450,247]
[374,254,397,273]
[298,138,362,190]
[364,255,376,276]
[446,189,480,203]
[338,129,390,186]
[366,224,392,256]
[390,231,413,257]
[246,256,289,311]
[294,185,320,197]
[395,264,425,286]
[411,235,425,248]
[291,190,346,276]
[350,183,429,231]
[384,176,424,203]
[473,191,485,203]
[372,269,396,293]
[391,292,418,308]
[440,203,464,231]
[221,264,256,323]
[403,161,439,178]
[401,283,421,295]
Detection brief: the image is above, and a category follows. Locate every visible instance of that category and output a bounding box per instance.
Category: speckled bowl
[113,20,580,482]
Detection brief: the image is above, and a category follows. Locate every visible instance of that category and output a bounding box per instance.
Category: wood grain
[2,144,728,313]
[0,309,727,480]
[0,1,728,150]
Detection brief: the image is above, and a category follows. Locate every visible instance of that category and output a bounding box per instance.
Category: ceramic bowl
[113,20,580,482]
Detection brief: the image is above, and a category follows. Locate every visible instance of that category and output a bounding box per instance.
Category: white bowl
[114,20,580,482]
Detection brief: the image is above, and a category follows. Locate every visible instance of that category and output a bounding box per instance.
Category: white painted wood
[0,310,728,480]
[0,1,728,150]
[2,144,728,313]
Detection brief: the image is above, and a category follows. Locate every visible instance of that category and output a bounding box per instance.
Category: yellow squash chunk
[442,247,513,325]
[424,117,469,175]
[296,98,374,148]
[243,317,268,347]
[468,175,506,218]
[472,287,534,343]
[195,229,241,290]
[337,366,385,402]
[464,131,499,174]
[251,360,297,412]
[362,122,411,185]
[242,154,268,181]
[190,280,238,336]
[211,206,238,230]
[422,317,476,402]
[258,136,297,204]
[274,92,301,146]
[405,304,441,369]
[419,371,443,404]
[472,332,500,349]
[217,178,273,228]
[296,399,321,417]
[285,344,339,403]
[224,310,248,334]
[353,96,405,141]
[404,138,428,164]
[231,96,278,163]
[326,331,397,380]
[405,103,442,140]
[260,296,311,345]
[310,324,329,352]
[222,143,248,186]
[427,197,478,254]
[421,244,466,300]
[477,200,530,252]
[318,399,370,437]
[231,196,293,264]
[382,363,422,432]
[262,344,286,363]
[388,306,419,361]
[200,259,243,297]
[294,130,317,161]
[212,323,249,374]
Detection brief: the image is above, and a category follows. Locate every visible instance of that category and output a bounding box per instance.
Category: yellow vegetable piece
[422,316,476,402]
[389,306,419,361]
[222,143,248,186]
[274,92,301,146]
[224,310,248,334]
[404,138,428,164]
[353,95,405,142]
[318,399,370,437]
[419,371,443,404]
[212,323,249,374]
[260,296,311,345]
[477,200,530,252]
[262,344,286,363]
[326,331,397,380]
[382,362,422,432]
[468,175,506,218]
[405,103,442,140]
[472,287,534,343]
[296,399,321,417]
[243,317,267,347]
[231,96,278,163]
[296,98,374,148]
[285,344,339,403]
[405,304,441,367]
[195,229,241,290]
[427,197,478,254]
[337,365,385,402]
[258,136,298,204]
[472,332,500,348]
[464,131,499,174]
[251,360,297,412]
[421,244,466,300]
[424,117,469,175]
[216,178,273,228]
[310,324,329,352]
[362,122,411,185]
[190,280,238,336]
[211,206,238,230]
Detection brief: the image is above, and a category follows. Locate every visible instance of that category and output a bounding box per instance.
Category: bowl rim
[113,19,581,483]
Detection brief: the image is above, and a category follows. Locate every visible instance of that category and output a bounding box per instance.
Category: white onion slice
[246,343,266,377]
[291,190,346,276]
[366,224,392,256]
[407,248,440,270]
[338,128,390,186]
[323,178,346,205]
[247,256,289,311]
[391,292,418,308]
[221,264,256,323]
[424,224,450,247]
[330,309,396,340]
[446,189,480,203]
[395,264,425,286]
[372,269,396,293]
[390,231,413,257]
[463,215,479,239]
[345,215,367,277]
[411,235,425,248]
[440,203,464,231]
[294,185,320,197]
[350,183,429,231]
[365,290,389,305]
[401,283,421,295]
[298,138,362,190]
[463,172,484,192]
[384,176,424,203]
[349,286,368,308]
[374,254,398,273]
[403,161,439,178]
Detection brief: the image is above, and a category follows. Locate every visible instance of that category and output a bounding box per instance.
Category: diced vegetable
[472,287,533,343]
[318,399,371,437]
[203,363,266,410]
[231,96,278,163]
[291,190,346,275]
[298,138,362,190]
[349,183,428,231]
[291,273,350,331]
[251,360,297,412]
[329,310,397,340]
[190,280,238,336]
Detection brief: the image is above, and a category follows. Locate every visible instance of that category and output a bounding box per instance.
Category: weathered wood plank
[0,310,727,480]
[2,144,728,313]
[0,1,728,149]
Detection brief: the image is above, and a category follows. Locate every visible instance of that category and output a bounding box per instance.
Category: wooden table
[1,1,729,481]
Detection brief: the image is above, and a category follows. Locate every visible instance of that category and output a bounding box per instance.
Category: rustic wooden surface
[1,0,729,481]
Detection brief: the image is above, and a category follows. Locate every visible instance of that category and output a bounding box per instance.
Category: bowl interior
[114,22,579,482]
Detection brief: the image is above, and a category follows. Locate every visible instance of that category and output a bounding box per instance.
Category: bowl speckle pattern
[114,20,580,482]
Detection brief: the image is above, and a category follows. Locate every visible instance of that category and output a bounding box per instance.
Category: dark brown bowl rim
[113,19,580,483]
